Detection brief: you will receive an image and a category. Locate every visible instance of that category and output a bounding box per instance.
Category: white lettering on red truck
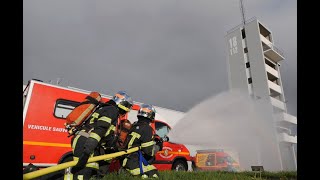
[27,124,67,132]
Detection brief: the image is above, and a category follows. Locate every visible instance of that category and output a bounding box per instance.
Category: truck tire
[172,160,188,171]
[58,152,74,164]
[59,155,73,164]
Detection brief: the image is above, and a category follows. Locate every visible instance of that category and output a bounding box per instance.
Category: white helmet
[112,90,133,114]
[137,104,156,120]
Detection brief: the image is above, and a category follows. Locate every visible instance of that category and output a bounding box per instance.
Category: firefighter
[121,104,163,179]
[98,119,133,175]
[67,91,133,180]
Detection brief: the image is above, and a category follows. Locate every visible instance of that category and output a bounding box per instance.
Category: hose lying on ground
[23,146,140,180]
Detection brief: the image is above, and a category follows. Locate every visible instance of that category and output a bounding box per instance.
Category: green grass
[92,170,297,180]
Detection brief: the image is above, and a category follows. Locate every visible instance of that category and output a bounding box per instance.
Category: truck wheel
[59,155,74,163]
[172,160,188,171]
[58,152,74,164]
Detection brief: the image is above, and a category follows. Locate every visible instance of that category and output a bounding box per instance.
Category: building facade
[225,18,297,171]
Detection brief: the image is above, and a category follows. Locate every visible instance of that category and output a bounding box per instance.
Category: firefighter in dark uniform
[121,104,162,179]
[68,91,133,180]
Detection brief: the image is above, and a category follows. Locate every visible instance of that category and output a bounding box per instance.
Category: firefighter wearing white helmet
[69,91,133,180]
[121,104,161,179]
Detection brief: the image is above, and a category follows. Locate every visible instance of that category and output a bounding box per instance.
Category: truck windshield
[155,122,170,138]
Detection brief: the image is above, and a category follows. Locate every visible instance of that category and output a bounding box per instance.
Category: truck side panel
[23,83,88,165]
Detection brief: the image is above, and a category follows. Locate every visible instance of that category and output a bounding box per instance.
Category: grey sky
[23,0,297,116]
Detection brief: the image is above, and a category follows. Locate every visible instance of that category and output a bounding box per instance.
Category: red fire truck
[194,149,240,172]
[23,79,193,172]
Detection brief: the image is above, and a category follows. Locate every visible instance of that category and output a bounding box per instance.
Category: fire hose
[23,146,140,180]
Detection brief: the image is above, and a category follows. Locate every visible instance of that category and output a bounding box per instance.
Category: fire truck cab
[23,79,193,172]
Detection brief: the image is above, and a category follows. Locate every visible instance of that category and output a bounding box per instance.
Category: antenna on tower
[239,0,247,26]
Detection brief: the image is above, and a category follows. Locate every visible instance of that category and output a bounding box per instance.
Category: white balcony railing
[268,80,282,94]
[283,113,297,125]
[265,64,279,79]
[260,35,271,47]
[270,96,285,110]
[278,132,297,144]
[275,112,297,125]
[260,35,285,57]
[260,35,285,62]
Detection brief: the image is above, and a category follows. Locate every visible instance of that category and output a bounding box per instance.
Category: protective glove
[71,152,90,174]
[153,134,163,151]
[153,144,161,155]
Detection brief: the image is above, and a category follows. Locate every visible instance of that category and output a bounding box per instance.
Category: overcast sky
[23,0,296,116]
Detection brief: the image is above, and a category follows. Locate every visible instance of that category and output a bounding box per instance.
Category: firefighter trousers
[122,152,159,178]
[66,134,99,180]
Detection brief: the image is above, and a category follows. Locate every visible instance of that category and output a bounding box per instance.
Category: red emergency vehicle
[194,149,240,172]
[23,79,193,171]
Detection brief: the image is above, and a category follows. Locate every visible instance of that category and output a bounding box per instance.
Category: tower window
[246,62,250,68]
[248,78,252,84]
[241,29,246,39]
[244,47,248,53]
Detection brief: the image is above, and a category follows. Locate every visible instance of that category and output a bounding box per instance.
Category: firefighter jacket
[82,100,119,155]
[122,117,158,176]
[71,100,119,170]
